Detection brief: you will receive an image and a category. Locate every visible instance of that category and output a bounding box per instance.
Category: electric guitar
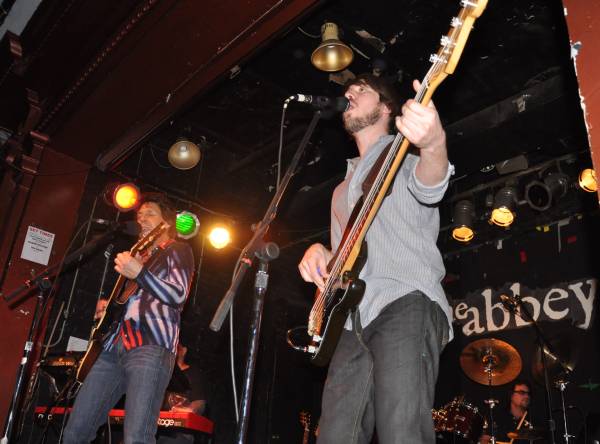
[305,0,488,366]
[299,411,311,444]
[76,222,167,382]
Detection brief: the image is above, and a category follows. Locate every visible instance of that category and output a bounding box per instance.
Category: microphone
[284,94,350,113]
[500,294,519,312]
[90,219,140,236]
[255,241,280,261]
[91,218,118,227]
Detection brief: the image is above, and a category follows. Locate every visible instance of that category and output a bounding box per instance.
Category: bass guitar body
[310,273,365,367]
[309,239,368,367]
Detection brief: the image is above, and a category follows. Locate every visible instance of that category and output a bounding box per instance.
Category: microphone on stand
[284,94,350,113]
[500,294,520,313]
[255,241,280,262]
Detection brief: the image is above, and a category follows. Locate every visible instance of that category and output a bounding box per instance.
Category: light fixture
[490,186,517,227]
[175,211,200,239]
[103,182,141,212]
[311,22,354,72]
[168,138,201,170]
[524,173,569,211]
[578,168,597,192]
[451,200,475,242]
[208,226,231,249]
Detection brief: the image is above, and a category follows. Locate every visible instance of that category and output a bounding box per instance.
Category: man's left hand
[114,252,143,279]
[395,79,446,153]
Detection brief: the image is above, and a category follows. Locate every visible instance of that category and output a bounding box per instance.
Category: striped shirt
[332,134,454,339]
[104,241,195,354]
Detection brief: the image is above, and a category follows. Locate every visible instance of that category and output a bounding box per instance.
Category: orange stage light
[105,182,140,212]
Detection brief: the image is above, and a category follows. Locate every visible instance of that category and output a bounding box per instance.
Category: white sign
[66,335,89,352]
[20,225,55,265]
[452,278,597,336]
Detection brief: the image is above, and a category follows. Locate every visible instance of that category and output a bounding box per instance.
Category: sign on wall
[20,225,55,266]
[452,278,597,336]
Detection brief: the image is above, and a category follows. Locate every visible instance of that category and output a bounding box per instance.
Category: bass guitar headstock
[425,0,488,98]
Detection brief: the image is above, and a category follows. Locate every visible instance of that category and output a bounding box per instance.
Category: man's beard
[343,105,383,134]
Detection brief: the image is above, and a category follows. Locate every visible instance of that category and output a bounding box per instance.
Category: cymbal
[531,326,581,386]
[507,427,546,441]
[460,338,522,386]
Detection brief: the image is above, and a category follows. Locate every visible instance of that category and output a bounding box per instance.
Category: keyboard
[34,406,214,434]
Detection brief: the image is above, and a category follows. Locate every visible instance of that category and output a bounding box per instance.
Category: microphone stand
[1,229,120,444]
[512,296,572,444]
[1,277,51,444]
[236,255,278,444]
[209,109,324,444]
[483,348,498,444]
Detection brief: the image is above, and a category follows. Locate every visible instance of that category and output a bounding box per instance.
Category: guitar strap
[361,140,394,196]
[360,140,418,197]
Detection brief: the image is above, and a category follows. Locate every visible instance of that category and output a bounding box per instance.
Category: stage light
[168,138,201,170]
[176,211,200,239]
[578,168,597,192]
[524,173,569,211]
[311,22,353,72]
[208,226,231,249]
[104,182,140,212]
[451,200,475,242]
[490,186,517,227]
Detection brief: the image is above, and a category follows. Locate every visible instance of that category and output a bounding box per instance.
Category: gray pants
[317,291,449,444]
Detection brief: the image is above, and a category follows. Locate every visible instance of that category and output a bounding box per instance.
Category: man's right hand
[298,243,333,291]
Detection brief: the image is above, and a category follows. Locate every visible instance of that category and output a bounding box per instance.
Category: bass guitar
[76,222,167,382]
[305,0,488,366]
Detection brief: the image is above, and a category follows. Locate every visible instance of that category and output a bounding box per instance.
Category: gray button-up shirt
[331,134,454,339]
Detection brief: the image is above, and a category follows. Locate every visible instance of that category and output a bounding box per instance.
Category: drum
[433,398,484,444]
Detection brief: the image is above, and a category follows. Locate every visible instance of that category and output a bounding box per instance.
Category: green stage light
[176,211,200,239]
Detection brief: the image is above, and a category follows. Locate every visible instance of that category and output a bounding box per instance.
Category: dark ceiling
[0,0,595,253]
[117,0,593,251]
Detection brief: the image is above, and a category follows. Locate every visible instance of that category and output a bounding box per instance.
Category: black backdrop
[435,212,600,443]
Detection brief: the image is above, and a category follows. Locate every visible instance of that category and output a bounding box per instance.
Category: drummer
[479,380,534,444]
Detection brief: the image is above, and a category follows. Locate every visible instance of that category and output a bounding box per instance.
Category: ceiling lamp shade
[168,138,201,170]
[451,200,475,242]
[578,168,597,193]
[311,22,354,72]
[490,186,517,227]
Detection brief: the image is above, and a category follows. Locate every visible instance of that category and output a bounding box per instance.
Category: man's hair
[510,379,532,404]
[512,379,532,392]
[139,192,177,237]
[345,73,402,126]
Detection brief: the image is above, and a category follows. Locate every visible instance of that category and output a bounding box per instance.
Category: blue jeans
[317,291,449,444]
[63,340,175,444]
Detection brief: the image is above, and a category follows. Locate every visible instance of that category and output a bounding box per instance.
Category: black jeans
[317,291,449,444]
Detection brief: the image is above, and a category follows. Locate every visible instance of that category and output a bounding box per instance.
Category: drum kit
[433,338,545,444]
